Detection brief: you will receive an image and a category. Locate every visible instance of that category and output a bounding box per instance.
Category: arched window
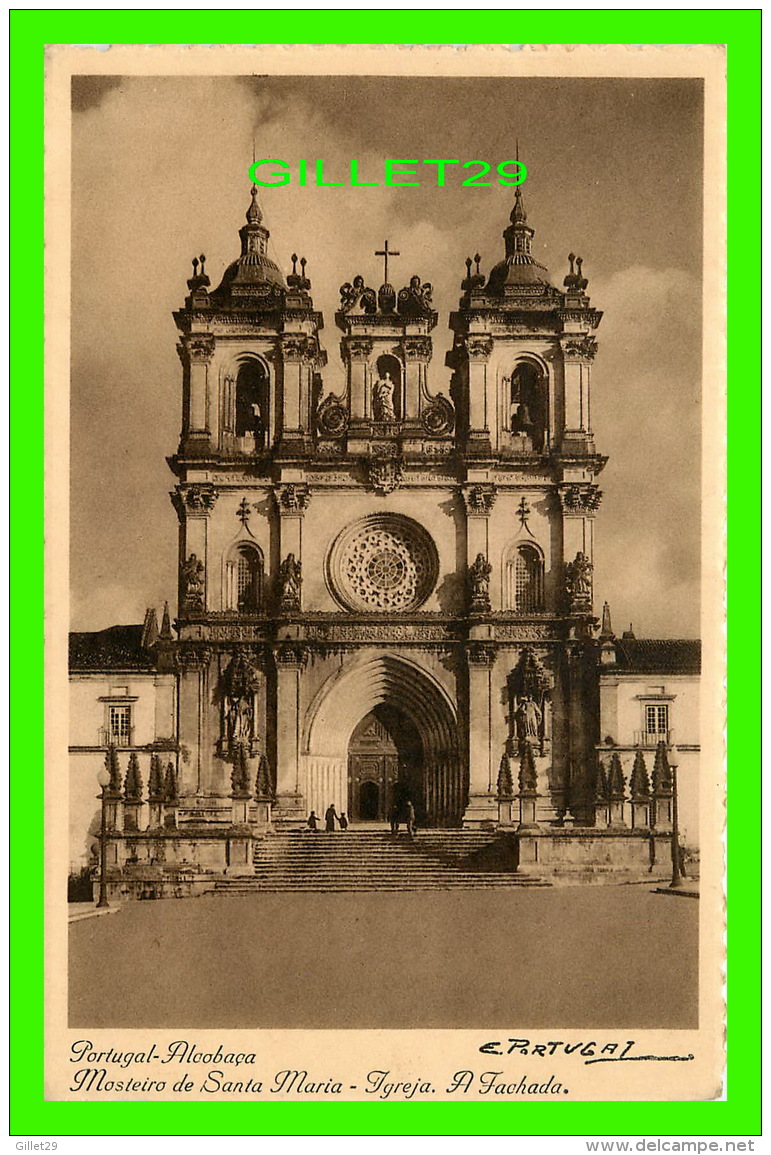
[509,361,546,451]
[235,362,269,447]
[506,544,544,612]
[225,545,263,613]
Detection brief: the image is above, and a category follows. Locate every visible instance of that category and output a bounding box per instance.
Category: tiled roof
[69,625,156,672]
[612,638,701,675]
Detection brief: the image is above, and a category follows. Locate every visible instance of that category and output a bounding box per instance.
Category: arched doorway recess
[303,653,464,826]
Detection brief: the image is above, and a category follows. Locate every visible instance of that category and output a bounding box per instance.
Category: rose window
[328,515,438,612]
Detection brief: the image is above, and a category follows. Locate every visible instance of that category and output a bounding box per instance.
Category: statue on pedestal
[182,553,205,611]
[468,552,492,612]
[515,695,542,747]
[373,372,397,422]
[278,553,302,612]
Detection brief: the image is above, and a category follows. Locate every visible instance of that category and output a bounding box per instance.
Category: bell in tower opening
[508,360,547,451]
[235,361,269,449]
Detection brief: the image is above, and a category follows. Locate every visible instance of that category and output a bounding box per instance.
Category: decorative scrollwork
[558,484,603,514]
[421,393,455,436]
[466,336,494,360]
[316,394,349,437]
[563,336,598,361]
[462,483,496,516]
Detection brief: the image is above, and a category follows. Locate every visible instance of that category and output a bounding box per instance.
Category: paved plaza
[69,886,698,1030]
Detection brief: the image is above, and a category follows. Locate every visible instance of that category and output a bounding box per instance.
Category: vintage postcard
[45,42,726,1105]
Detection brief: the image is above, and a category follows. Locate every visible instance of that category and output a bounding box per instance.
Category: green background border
[12,8,759,1137]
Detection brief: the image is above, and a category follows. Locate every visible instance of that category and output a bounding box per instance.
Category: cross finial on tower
[375,239,400,285]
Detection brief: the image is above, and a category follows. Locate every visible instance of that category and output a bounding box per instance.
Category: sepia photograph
[43,43,726,1102]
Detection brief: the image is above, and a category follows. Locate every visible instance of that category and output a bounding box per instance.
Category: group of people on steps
[307,799,417,835]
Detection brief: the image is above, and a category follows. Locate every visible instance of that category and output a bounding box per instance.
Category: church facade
[69,182,695,891]
[171,182,603,830]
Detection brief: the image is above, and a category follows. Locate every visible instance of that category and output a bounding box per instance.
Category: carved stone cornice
[341,337,374,362]
[494,620,560,641]
[400,336,433,362]
[273,643,309,670]
[171,483,219,519]
[466,640,497,667]
[466,336,494,361]
[558,483,603,515]
[274,483,312,516]
[182,334,216,364]
[281,335,317,362]
[303,621,452,643]
[462,483,497,517]
[562,335,598,361]
[176,645,214,672]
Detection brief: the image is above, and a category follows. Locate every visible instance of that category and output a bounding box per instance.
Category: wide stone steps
[213,831,551,893]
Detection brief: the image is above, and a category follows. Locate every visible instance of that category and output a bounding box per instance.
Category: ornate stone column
[173,484,218,617]
[274,483,311,611]
[401,336,432,422]
[465,336,494,455]
[178,334,215,455]
[176,648,213,797]
[464,640,498,826]
[558,484,602,598]
[273,643,308,823]
[560,337,597,449]
[341,337,373,422]
[462,483,496,582]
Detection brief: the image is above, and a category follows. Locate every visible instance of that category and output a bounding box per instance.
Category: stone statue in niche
[278,553,302,611]
[515,695,542,745]
[373,372,397,422]
[220,650,259,757]
[182,553,205,610]
[468,552,492,612]
[227,694,254,746]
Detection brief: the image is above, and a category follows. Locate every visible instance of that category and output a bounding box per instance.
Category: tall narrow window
[507,544,543,612]
[108,704,132,747]
[235,362,268,447]
[645,704,669,737]
[225,545,263,613]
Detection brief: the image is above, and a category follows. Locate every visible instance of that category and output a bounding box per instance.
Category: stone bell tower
[448,182,605,823]
[169,185,326,811]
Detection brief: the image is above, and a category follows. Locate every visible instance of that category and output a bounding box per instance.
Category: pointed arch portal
[302,654,465,827]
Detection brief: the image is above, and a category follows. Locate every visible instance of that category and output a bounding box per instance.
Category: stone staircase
[213,830,551,894]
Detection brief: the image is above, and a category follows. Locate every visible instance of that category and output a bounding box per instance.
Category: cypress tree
[594,759,609,802]
[497,753,514,797]
[148,754,164,800]
[106,745,122,794]
[608,751,626,799]
[255,753,272,798]
[630,749,650,799]
[123,751,143,801]
[230,745,250,795]
[164,761,178,803]
[519,743,538,794]
[652,740,672,793]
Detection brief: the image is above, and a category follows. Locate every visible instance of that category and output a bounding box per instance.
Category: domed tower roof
[486,184,553,292]
[211,186,286,298]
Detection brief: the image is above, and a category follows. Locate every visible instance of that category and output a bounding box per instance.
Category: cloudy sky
[70,74,702,637]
